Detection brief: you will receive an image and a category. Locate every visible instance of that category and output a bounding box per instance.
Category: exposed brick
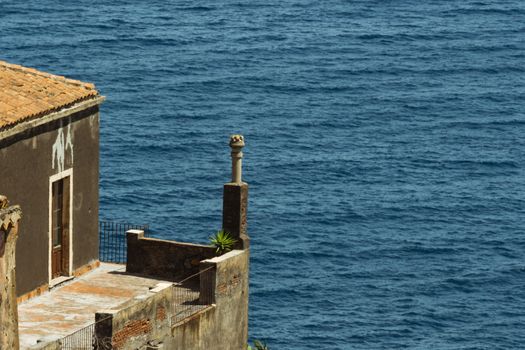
[112,319,152,350]
[156,306,166,322]
[217,283,227,295]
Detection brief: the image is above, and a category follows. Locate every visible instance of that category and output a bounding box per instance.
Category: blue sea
[2,0,525,348]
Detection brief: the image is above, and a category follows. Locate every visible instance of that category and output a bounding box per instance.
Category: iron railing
[99,221,149,263]
[171,266,215,326]
[59,316,112,350]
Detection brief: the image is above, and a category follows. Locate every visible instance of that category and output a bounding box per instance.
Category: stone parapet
[126,230,216,280]
[95,282,173,350]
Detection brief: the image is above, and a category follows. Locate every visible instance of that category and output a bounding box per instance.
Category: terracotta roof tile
[0,60,100,130]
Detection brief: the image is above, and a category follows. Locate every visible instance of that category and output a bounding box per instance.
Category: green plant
[247,340,269,350]
[209,230,237,255]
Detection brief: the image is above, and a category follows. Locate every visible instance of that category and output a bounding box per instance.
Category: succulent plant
[209,230,237,255]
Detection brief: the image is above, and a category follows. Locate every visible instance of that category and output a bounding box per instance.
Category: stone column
[0,196,22,350]
[222,135,250,250]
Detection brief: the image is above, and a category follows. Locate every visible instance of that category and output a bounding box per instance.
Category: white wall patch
[52,124,74,173]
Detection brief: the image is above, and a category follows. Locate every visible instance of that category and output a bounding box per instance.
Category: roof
[0,60,100,131]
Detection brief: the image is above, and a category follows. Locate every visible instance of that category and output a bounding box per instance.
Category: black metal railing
[59,316,112,350]
[59,322,94,349]
[171,266,215,326]
[99,221,148,263]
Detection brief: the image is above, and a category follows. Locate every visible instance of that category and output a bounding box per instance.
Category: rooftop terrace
[17,263,186,349]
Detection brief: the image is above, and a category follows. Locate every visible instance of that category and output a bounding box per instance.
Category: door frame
[48,168,73,283]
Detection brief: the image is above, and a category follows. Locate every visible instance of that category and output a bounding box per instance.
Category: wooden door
[51,177,70,279]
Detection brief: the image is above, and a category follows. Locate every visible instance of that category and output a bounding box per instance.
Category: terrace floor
[17,263,175,349]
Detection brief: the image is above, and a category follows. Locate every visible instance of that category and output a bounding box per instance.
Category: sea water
[1,0,525,348]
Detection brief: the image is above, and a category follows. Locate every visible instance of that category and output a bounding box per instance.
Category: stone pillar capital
[229,134,245,148]
[229,135,245,184]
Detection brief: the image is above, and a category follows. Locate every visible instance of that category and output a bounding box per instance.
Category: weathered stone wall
[126,230,216,281]
[159,249,250,350]
[223,183,250,249]
[166,307,216,350]
[0,106,100,296]
[94,249,249,350]
[94,283,173,350]
[0,203,22,350]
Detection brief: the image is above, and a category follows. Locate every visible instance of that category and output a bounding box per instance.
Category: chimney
[222,135,250,249]
[0,196,22,349]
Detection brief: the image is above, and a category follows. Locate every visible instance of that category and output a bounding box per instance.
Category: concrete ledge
[150,282,173,293]
[201,249,244,264]
[74,259,101,277]
[138,236,214,250]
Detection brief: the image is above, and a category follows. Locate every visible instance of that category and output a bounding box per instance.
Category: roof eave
[0,95,105,141]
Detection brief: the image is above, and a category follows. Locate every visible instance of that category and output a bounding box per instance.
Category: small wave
[407,158,519,171]
[83,37,190,47]
[446,119,525,128]
[400,245,460,255]
[446,159,518,169]
[177,6,216,11]
[442,7,525,16]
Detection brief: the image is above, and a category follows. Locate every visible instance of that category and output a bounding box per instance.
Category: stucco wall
[0,106,100,296]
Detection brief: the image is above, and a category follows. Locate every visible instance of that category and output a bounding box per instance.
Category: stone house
[0,60,105,299]
[0,61,250,350]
